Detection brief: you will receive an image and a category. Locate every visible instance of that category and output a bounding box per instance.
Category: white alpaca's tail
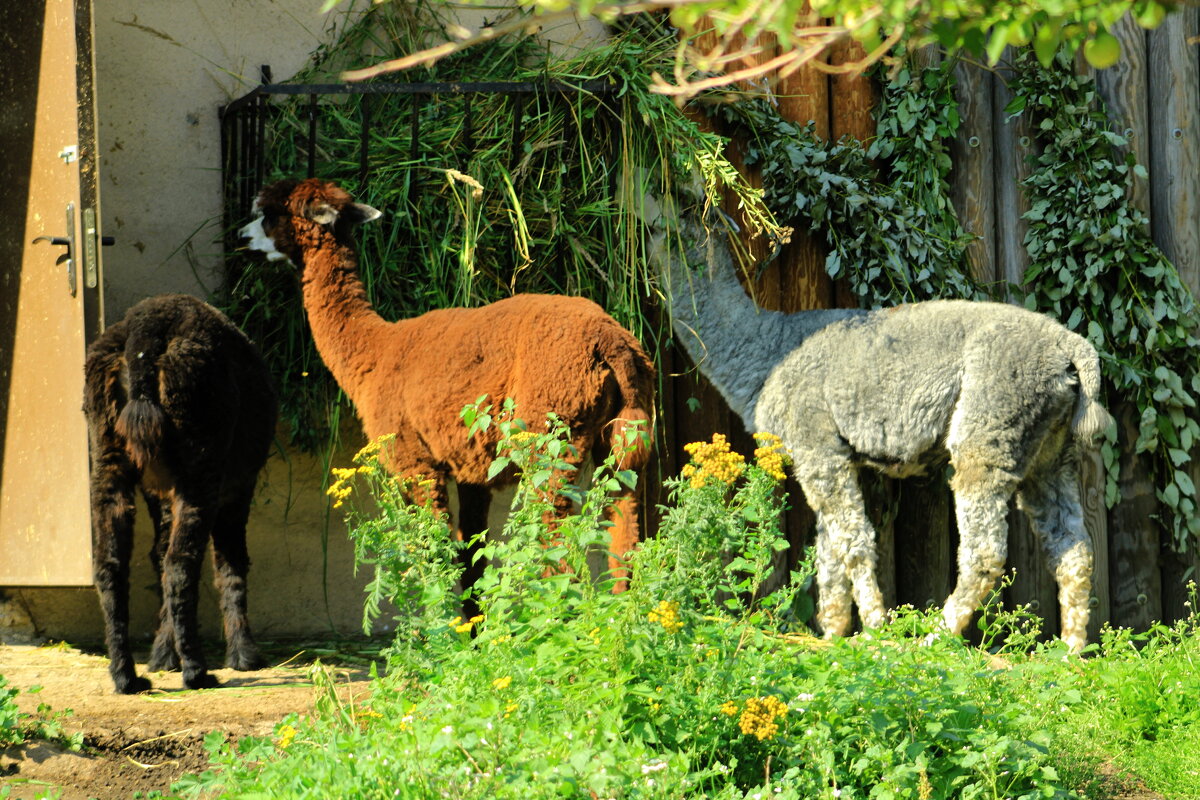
[1068,335,1113,446]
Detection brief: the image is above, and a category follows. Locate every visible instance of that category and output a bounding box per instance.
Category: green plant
[0,677,82,752]
[175,412,1089,800]
[1009,52,1200,545]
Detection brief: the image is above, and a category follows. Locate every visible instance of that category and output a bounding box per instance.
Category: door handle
[31,203,77,296]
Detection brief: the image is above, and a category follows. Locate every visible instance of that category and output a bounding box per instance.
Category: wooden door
[0,0,104,585]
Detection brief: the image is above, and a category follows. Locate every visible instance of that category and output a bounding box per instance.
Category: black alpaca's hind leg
[162,488,220,690]
[456,483,492,622]
[211,487,265,671]
[91,450,150,694]
[144,490,180,672]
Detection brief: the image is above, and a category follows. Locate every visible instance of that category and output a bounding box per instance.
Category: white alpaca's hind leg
[942,479,1015,638]
[1017,461,1093,653]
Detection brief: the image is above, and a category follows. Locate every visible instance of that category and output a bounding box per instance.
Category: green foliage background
[223,6,1199,543]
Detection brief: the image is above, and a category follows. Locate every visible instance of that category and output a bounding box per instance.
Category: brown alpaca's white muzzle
[240,215,289,262]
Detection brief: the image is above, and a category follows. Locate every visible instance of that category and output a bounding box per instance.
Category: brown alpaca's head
[240,178,382,267]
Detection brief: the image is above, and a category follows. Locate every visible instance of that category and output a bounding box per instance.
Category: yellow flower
[504,701,518,718]
[588,627,601,646]
[752,432,790,481]
[353,433,396,464]
[719,700,739,716]
[682,434,746,488]
[276,723,297,749]
[647,600,684,633]
[469,614,485,624]
[455,621,474,634]
[492,675,512,690]
[736,695,789,741]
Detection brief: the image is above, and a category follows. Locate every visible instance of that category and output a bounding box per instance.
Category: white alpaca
[654,212,1112,651]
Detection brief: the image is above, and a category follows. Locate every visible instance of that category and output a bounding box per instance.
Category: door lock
[32,204,113,297]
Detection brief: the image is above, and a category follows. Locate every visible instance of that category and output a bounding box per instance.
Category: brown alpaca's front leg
[163,489,220,690]
[91,452,150,694]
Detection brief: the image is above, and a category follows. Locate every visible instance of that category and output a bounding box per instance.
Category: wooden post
[1094,13,1153,222]
[1109,404,1164,628]
[1148,7,1200,621]
[775,20,833,314]
[950,59,996,285]
[894,474,953,611]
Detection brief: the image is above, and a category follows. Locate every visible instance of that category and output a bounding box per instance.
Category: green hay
[222,4,772,451]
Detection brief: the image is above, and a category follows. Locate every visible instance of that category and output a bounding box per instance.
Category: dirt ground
[0,642,375,800]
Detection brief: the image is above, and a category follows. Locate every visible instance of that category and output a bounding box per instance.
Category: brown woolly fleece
[243,178,656,594]
[83,294,277,693]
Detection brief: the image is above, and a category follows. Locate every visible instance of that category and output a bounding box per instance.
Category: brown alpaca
[240,178,655,599]
[83,294,277,693]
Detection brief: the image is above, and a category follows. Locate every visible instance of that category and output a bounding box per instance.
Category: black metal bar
[307,93,318,178]
[245,79,613,97]
[409,93,421,163]
[240,101,253,222]
[464,95,474,154]
[358,94,371,196]
[509,92,525,168]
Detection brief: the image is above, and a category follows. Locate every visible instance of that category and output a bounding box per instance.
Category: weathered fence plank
[950,59,996,285]
[1148,7,1200,620]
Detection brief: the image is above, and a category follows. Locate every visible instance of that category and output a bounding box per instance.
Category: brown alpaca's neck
[299,239,389,404]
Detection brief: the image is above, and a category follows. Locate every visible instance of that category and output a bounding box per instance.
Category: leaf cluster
[1009,52,1200,546]
[706,58,984,307]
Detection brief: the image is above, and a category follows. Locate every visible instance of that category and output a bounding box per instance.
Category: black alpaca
[83,294,277,693]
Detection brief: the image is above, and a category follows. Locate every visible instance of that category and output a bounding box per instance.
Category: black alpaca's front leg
[144,490,180,672]
[211,487,265,671]
[91,455,150,694]
[163,489,220,690]
[454,483,491,623]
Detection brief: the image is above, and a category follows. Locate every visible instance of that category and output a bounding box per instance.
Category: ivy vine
[1009,52,1200,548]
[707,49,1200,548]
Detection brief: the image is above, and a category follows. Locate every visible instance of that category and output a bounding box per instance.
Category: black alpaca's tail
[115,327,169,470]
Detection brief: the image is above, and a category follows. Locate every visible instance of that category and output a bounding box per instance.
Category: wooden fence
[651,10,1200,636]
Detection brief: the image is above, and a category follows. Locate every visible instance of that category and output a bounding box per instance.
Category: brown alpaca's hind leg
[605,487,640,592]
[91,444,150,694]
[211,486,265,671]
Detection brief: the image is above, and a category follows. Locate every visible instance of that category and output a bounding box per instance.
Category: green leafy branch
[1009,52,1200,546]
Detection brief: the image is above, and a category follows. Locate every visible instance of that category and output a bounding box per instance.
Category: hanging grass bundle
[222,3,775,451]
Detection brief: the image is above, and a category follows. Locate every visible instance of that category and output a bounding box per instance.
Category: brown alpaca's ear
[343,203,383,225]
[304,202,340,226]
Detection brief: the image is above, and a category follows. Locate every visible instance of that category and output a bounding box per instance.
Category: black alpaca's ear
[343,202,383,225]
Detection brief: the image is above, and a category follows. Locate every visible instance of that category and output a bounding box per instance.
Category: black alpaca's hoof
[183,670,221,690]
[226,646,266,672]
[113,674,153,695]
[147,646,181,673]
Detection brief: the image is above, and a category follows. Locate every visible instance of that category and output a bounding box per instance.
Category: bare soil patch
[0,642,376,799]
